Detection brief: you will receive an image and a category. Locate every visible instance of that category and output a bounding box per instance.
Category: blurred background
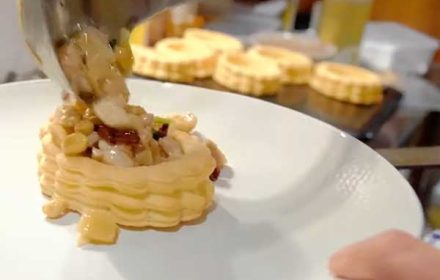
[0,1,36,82]
[3,0,440,79]
[2,0,440,228]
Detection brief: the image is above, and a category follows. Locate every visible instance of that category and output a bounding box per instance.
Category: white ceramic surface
[0,80,423,280]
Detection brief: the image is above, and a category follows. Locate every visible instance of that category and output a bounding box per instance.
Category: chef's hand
[329,230,440,280]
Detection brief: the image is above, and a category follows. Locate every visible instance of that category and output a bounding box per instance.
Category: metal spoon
[19,0,199,94]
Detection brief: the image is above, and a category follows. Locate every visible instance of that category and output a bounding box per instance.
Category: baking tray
[135,76,402,141]
[193,80,402,141]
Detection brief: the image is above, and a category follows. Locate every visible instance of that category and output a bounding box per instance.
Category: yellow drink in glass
[428,206,440,229]
[318,0,373,62]
[282,0,299,31]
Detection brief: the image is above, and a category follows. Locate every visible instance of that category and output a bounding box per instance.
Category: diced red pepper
[210,168,221,182]
[96,124,140,145]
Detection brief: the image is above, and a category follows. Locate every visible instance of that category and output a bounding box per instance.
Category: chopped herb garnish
[154,116,171,125]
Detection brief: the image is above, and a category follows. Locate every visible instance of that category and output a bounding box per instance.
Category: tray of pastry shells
[132,28,402,141]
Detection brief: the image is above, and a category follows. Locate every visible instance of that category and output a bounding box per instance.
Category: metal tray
[192,79,402,141]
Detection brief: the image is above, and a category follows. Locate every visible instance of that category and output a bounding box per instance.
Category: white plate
[0,80,423,280]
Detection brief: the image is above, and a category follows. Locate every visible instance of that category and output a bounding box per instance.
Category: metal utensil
[377,146,440,169]
[19,0,199,93]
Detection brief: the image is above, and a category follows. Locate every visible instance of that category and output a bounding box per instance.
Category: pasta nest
[155,38,217,78]
[38,120,216,245]
[248,45,313,85]
[214,52,282,96]
[309,62,383,105]
[183,28,244,55]
[132,45,195,83]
